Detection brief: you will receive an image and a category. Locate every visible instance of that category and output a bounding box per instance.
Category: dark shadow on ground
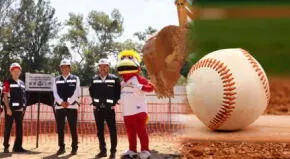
[151,149,183,159]
[0,152,12,158]
[118,150,183,159]
[43,153,74,159]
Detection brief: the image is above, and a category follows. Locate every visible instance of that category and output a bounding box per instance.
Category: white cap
[9,63,22,71]
[98,58,110,66]
[59,59,71,66]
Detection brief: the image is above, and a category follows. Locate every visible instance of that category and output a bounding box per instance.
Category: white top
[100,75,107,82]
[52,73,81,109]
[119,76,147,116]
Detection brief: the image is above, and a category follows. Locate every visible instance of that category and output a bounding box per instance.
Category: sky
[50,0,179,42]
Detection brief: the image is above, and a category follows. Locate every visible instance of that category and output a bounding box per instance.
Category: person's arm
[3,93,11,115]
[135,75,154,92]
[23,89,27,108]
[52,78,63,105]
[89,77,95,106]
[89,77,93,98]
[114,77,121,105]
[2,81,12,116]
[67,77,81,105]
[0,84,3,113]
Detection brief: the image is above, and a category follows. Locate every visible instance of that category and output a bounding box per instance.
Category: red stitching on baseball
[224,87,236,91]
[224,91,236,96]
[223,82,235,88]
[220,69,230,76]
[223,77,234,83]
[188,58,237,130]
[240,49,271,104]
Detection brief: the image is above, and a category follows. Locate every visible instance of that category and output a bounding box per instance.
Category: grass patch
[192,0,290,8]
[188,18,290,75]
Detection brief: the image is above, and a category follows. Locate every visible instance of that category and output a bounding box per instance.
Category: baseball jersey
[120,75,154,116]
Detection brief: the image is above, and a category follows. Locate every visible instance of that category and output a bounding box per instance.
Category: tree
[63,9,124,85]
[62,13,88,63]
[88,8,124,57]
[0,1,150,83]
[45,44,71,74]
[116,39,142,52]
[133,26,157,42]
[0,0,59,80]
[0,0,18,80]
[15,0,59,73]
[0,0,15,24]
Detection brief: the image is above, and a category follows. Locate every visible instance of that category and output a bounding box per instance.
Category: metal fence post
[169,97,172,131]
[36,94,40,148]
[81,87,84,121]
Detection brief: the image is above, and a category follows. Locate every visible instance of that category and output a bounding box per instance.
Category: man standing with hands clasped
[53,59,80,155]
[89,58,121,159]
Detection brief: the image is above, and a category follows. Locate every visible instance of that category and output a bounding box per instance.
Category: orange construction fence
[0,86,190,145]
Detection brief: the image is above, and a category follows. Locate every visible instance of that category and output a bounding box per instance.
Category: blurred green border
[187,18,290,75]
[192,0,290,8]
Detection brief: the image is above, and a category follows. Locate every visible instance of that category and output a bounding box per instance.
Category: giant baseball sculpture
[186,48,270,130]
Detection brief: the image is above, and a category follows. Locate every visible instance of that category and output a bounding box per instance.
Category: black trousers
[94,108,117,153]
[3,111,23,149]
[55,108,78,149]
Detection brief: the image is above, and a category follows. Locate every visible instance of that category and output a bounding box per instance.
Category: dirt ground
[265,76,290,115]
[181,76,290,159]
[0,135,183,159]
[180,114,290,159]
[181,140,290,159]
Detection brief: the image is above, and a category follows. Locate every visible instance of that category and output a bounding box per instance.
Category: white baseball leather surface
[186,48,270,130]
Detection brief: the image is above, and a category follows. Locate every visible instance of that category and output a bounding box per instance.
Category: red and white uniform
[121,75,152,116]
[119,74,154,152]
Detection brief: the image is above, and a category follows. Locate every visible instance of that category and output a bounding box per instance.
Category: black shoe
[56,147,65,155]
[13,147,28,153]
[109,153,116,159]
[96,151,107,158]
[71,147,78,155]
[4,148,9,153]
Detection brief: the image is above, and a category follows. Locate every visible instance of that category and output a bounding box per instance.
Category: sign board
[25,73,54,92]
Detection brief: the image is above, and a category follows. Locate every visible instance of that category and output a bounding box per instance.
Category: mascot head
[117,50,141,77]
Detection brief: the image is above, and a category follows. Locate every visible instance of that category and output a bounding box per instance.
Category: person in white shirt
[52,59,81,155]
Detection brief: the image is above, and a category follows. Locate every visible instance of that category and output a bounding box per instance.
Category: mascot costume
[117,50,154,159]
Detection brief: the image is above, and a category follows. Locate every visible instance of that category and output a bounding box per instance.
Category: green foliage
[62,9,126,85]
[116,39,142,52]
[46,44,71,74]
[87,9,124,57]
[134,26,157,41]
[0,0,59,80]
[62,13,88,63]
[0,0,153,84]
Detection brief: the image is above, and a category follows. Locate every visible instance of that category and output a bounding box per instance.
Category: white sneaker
[122,150,138,158]
[139,151,151,159]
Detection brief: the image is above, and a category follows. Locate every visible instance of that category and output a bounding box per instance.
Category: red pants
[124,112,149,152]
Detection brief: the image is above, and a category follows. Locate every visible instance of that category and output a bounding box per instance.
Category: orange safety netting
[0,87,190,145]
